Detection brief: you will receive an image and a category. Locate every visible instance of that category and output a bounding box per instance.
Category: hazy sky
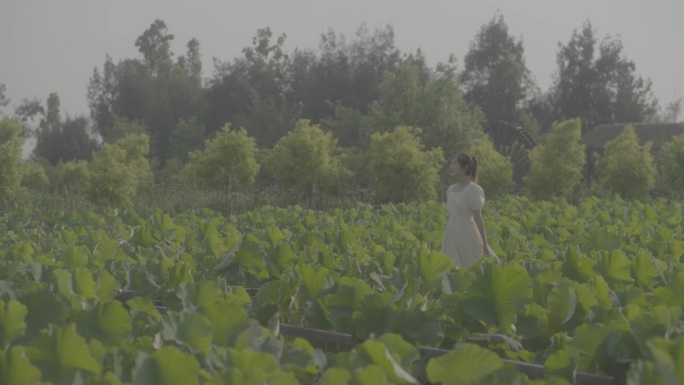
[1,0,683,118]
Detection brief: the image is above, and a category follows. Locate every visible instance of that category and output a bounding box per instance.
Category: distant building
[580,123,684,181]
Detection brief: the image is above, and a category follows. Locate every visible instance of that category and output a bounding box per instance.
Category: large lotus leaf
[162,261,193,291]
[295,264,334,299]
[544,349,575,379]
[132,346,199,385]
[0,299,27,349]
[74,301,131,347]
[426,343,503,385]
[177,281,224,314]
[59,245,89,268]
[26,325,101,382]
[96,271,120,302]
[352,293,397,339]
[560,248,596,283]
[322,278,374,332]
[0,347,42,385]
[353,340,418,384]
[460,263,533,328]
[568,323,617,372]
[546,282,577,333]
[631,306,681,352]
[281,338,326,383]
[234,236,268,278]
[393,309,444,346]
[583,229,621,252]
[352,365,391,385]
[19,288,65,338]
[631,253,660,289]
[317,367,352,385]
[643,337,684,385]
[626,360,662,385]
[204,302,249,347]
[53,268,97,300]
[209,348,296,385]
[516,303,548,340]
[161,312,214,354]
[588,276,612,308]
[376,334,421,375]
[417,249,452,287]
[653,273,684,307]
[593,250,634,286]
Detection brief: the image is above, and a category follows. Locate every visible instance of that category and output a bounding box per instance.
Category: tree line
[0,15,682,211]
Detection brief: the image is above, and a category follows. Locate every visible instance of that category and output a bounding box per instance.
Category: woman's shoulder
[467,182,485,194]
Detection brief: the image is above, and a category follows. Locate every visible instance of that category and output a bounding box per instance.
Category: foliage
[86,134,152,207]
[53,160,90,193]
[596,125,656,199]
[188,124,260,192]
[469,135,514,199]
[367,60,484,157]
[523,119,585,200]
[0,118,24,205]
[549,21,658,133]
[20,161,49,191]
[461,14,534,129]
[659,133,684,198]
[368,125,444,202]
[267,120,350,204]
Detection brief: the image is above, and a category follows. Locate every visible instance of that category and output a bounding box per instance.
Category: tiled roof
[581,123,684,149]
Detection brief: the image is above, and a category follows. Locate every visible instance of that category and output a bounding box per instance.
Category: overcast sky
[1,0,683,118]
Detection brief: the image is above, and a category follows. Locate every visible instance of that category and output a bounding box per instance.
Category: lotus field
[0,195,683,384]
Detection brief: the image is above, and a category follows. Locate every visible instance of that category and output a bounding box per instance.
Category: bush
[596,125,656,199]
[87,134,152,207]
[0,118,24,205]
[21,161,49,191]
[523,119,585,201]
[659,133,684,198]
[469,135,514,199]
[189,124,260,192]
[369,125,444,202]
[267,120,350,205]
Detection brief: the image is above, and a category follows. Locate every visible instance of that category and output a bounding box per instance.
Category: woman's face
[450,158,465,177]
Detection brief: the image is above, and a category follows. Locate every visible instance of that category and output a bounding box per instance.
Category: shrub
[469,135,514,199]
[523,119,585,200]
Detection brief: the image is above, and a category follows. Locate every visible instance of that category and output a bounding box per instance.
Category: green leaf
[352,365,391,385]
[516,303,548,339]
[352,293,396,339]
[132,346,200,385]
[353,340,418,384]
[560,248,596,283]
[26,325,101,381]
[296,264,333,298]
[546,282,577,332]
[393,309,444,346]
[20,288,65,338]
[75,301,131,346]
[644,337,684,385]
[0,300,27,349]
[426,343,503,385]
[209,348,296,385]
[417,249,452,286]
[568,323,615,372]
[460,263,532,328]
[161,312,214,354]
[318,367,352,385]
[53,268,97,300]
[96,271,120,302]
[0,347,42,385]
[593,250,634,285]
[376,334,421,374]
[631,253,660,289]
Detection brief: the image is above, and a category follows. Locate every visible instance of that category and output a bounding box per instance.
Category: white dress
[440,182,488,268]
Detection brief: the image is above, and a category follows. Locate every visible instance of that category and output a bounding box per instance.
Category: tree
[461,14,534,129]
[550,21,658,133]
[596,125,655,199]
[367,61,484,157]
[469,135,514,199]
[660,133,684,198]
[87,134,152,207]
[0,118,25,204]
[267,119,350,204]
[524,119,585,200]
[368,125,444,202]
[135,19,174,77]
[188,124,260,192]
[0,84,9,113]
[207,27,300,147]
[168,117,205,162]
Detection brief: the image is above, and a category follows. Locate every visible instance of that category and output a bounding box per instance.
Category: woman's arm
[472,210,490,255]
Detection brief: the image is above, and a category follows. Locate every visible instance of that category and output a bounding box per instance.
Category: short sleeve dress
[440,182,487,268]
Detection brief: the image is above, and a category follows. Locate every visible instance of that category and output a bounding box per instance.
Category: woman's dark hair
[454,153,479,182]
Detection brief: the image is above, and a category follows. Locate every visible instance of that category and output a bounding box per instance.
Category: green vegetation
[0,196,683,384]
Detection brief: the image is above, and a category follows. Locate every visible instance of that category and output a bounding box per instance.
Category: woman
[441,153,494,268]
